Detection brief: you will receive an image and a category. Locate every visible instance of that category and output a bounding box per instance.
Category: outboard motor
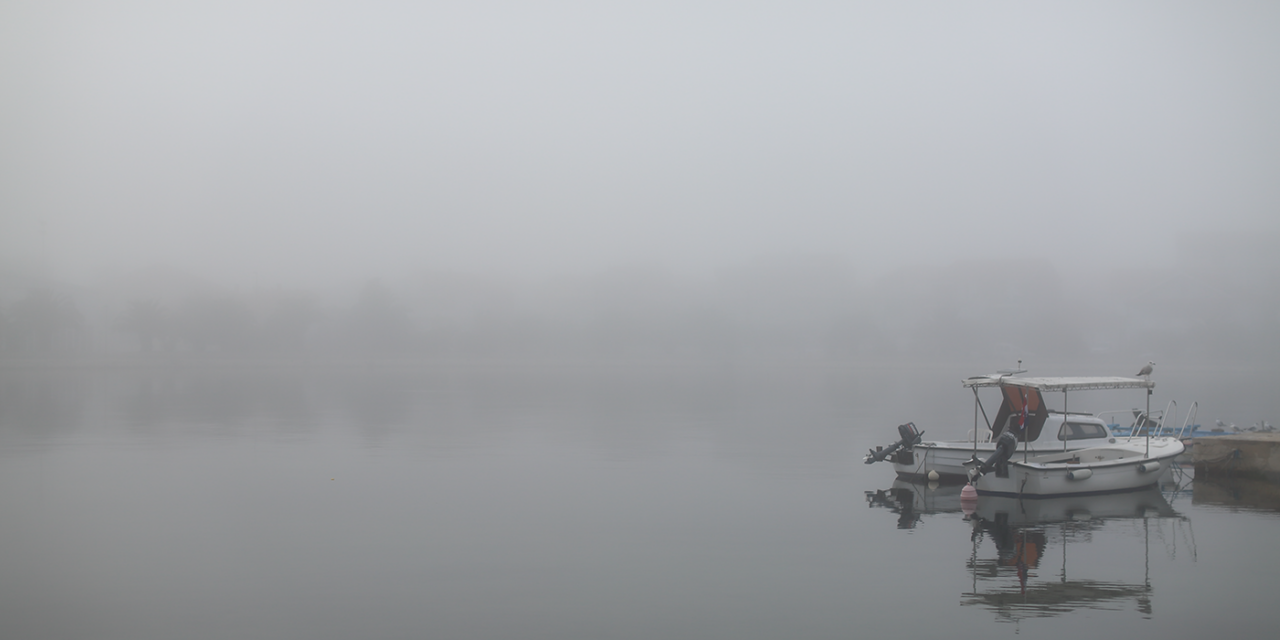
[864,422,924,464]
[969,430,1018,479]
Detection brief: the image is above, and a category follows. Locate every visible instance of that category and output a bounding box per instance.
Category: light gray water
[2,363,1277,639]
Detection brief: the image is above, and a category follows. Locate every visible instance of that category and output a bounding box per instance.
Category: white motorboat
[865,371,1182,486]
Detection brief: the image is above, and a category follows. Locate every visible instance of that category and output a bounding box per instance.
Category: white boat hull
[971,437,1185,498]
[891,438,1112,483]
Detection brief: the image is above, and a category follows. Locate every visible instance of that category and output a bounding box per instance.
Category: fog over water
[1,3,1278,368]
[1,1,1276,438]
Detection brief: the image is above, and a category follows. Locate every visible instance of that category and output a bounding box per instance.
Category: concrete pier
[1193,432,1280,482]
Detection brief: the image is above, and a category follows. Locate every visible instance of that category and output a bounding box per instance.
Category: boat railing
[1175,401,1198,440]
[1100,401,1197,440]
[966,428,993,444]
[1096,408,1165,440]
[1153,400,1176,440]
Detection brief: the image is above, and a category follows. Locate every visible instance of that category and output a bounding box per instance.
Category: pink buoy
[960,483,978,516]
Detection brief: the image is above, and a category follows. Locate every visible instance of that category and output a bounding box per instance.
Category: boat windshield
[1057,421,1108,441]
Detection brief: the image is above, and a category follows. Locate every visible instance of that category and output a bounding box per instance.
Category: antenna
[995,359,1027,376]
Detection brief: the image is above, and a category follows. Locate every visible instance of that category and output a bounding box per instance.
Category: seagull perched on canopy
[1136,361,1155,378]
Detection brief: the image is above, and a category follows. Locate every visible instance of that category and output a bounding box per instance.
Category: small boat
[865,370,1188,486]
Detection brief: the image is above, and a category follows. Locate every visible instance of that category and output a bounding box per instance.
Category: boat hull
[891,439,1112,483]
[971,438,1185,498]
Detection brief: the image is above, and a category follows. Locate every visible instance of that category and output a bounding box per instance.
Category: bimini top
[962,375,1154,392]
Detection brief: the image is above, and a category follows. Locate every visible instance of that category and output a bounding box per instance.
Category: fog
[2,1,1278,365]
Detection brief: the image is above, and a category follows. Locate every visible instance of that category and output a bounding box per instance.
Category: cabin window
[1057,422,1107,441]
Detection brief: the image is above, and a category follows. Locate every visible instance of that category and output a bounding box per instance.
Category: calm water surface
[1,363,1277,639]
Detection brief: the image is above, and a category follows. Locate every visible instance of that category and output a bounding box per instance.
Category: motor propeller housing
[864,422,923,464]
[967,430,1018,479]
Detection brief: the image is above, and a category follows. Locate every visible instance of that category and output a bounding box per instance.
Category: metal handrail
[1155,400,1176,439]
[1097,408,1166,441]
[1096,408,1165,425]
[1176,401,1198,439]
[1097,401,1196,439]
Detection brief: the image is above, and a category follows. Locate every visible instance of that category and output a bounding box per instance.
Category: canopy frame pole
[1023,388,1029,463]
[973,387,992,432]
[1146,386,1152,457]
[1063,390,1069,451]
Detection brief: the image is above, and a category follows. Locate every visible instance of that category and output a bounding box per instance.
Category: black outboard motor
[969,430,1018,478]
[864,422,924,464]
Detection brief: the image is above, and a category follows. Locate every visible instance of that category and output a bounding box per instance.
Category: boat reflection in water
[866,480,1196,622]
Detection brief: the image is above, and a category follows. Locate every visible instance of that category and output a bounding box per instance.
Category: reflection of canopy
[961,579,1152,618]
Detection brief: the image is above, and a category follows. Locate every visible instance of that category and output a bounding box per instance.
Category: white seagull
[1136,361,1155,378]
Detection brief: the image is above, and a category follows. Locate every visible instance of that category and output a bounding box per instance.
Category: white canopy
[962,375,1154,392]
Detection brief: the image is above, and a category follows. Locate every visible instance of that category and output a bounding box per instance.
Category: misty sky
[3,1,1278,287]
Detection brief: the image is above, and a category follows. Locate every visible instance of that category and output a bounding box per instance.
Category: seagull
[1135,361,1155,378]
[1213,419,1231,433]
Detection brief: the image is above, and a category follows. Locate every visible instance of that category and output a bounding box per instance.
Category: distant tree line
[1,253,1276,364]
[0,288,88,355]
[112,291,323,355]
